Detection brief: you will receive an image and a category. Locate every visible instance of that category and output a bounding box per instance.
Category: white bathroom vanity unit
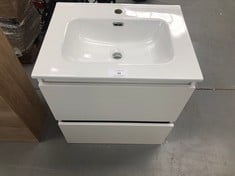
[32,3,203,144]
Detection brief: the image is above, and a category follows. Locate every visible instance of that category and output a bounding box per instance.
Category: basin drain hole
[114,9,123,14]
[112,52,122,59]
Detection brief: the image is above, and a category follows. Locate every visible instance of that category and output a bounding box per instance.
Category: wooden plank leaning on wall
[0,29,47,142]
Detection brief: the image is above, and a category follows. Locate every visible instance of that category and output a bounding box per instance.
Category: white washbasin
[32,3,203,83]
[62,19,173,64]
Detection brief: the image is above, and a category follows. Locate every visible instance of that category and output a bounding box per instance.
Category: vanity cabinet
[32,3,203,144]
[39,81,195,144]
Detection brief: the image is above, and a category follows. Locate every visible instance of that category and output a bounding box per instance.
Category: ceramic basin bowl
[32,3,203,83]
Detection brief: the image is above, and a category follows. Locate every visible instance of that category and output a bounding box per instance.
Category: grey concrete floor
[1,0,235,175]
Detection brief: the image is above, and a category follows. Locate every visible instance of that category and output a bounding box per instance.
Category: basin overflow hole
[113,22,124,27]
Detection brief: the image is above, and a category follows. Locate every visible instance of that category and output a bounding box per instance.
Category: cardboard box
[0,0,31,22]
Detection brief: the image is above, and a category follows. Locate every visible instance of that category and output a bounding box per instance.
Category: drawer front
[59,122,173,144]
[40,82,194,122]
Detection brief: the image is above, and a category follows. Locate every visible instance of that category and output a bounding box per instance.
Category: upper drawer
[39,82,194,122]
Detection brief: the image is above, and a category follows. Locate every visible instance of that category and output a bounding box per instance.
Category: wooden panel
[0,96,38,142]
[0,127,36,142]
[40,81,194,122]
[59,122,174,144]
[0,96,25,127]
[0,29,47,141]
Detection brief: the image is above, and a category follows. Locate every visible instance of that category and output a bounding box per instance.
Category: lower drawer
[59,122,173,144]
